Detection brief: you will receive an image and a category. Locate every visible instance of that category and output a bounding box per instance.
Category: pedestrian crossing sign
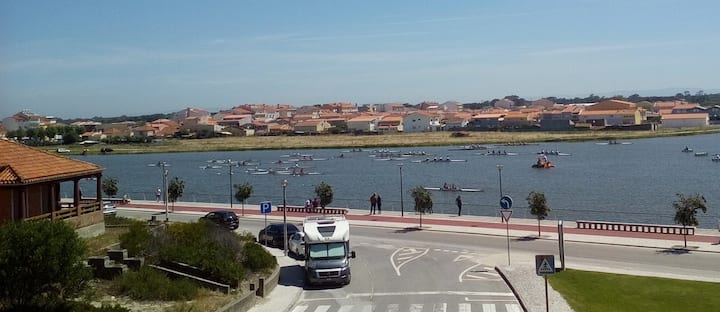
[535,255,555,275]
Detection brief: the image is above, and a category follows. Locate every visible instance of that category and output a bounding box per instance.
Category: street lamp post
[281,179,288,255]
[158,161,169,222]
[228,159,233,210]
[398,163,404,217]
[497,164,503,198]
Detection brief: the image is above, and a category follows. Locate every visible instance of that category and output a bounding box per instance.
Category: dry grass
[66,127,720,155]
[84,227,126,256]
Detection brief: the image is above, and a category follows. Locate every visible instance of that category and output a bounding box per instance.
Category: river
[68,133,720,228]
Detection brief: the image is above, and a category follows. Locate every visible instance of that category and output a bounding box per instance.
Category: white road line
[409,303,423,312]
[387,303,399,312]
[359,305,373,312]
[336,306,354,312]
[290,305,308,312]
[506,304,522,312]
[459,263,489,282]
[299,291,515,301]
[315,305,331,312]
[458,303,472,312]
[433,303,447,312]
[482,303,496,312]
[390,247,429,276]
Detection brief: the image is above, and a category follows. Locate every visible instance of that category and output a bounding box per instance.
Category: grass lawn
[548,269,720,312]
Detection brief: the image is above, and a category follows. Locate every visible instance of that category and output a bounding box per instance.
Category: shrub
[111,267,197,301]
[242,242,277,273]
[1,302,130,312]
[156,222,246,283]
[118,220,152,257]
[103,215,134,226]
[0,220,92,308]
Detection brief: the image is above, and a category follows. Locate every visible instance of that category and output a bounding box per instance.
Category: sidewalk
[119,200,720,312]
[120,200,720,253]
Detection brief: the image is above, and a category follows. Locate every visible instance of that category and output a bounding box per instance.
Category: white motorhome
[302,215,356,285]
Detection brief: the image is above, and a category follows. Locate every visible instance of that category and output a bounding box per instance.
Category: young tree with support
[410,186,433,228]
[314,182,333,209]
[234,182,253,216]
[168,177,185,212]
[527,191,550,237]
[102,177,119,198]
[672,193,707,248]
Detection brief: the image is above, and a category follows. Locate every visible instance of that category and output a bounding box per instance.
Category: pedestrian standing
[312,198,319,209]
[376,194,382,214]
[456,195,462,216]
[370,193,377,214]
[156,188,161,202]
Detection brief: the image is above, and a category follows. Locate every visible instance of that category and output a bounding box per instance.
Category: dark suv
[200,210,239,230]
[258,223,300,247]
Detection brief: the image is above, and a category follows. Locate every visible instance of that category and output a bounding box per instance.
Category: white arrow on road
[391,247,429,276]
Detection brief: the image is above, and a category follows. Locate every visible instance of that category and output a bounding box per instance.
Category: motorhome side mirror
[350,251,356,258]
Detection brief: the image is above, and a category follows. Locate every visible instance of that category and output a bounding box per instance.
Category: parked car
[102,201,117,217]
[258,223,300,247]
[288,231,306,257]
[200,210,240,230]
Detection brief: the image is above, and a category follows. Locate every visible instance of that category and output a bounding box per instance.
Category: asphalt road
[118,210,720,311]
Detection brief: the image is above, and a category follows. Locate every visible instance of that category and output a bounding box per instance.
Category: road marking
[390,247,429,276]
[337,305,353,312]
[433,303,447,312]
[359,305,372,312]
[459,263,500,282]
[387,303,399,312]
[453,254,475,262]
[458,303,472,312]
[482,303,496,312]
[290,306,308,312]
[506,304,522,312]
[315,305,330,312]
[299,291,515,301]
[409,303,423,312]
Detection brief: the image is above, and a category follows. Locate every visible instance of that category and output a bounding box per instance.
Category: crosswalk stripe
[290,305,308,312]
[433,303,447,312]
[458,303,472,312]
[505,304,522,312]
[337,305,353,312]
[482,303,496,312]
[387,303,399,312]
[409,303,423,312]
[315,305,331,312]
[359,304,373,312]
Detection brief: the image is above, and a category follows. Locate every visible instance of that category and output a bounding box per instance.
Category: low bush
[103,215,134,226]
[118,220,152,257]
[111,267,198,301]
[242,242,277,273]
[1,302,130,312]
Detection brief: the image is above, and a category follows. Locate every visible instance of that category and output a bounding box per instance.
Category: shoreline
[48,127,720,155]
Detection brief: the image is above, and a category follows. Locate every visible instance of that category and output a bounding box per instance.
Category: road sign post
[260,201,272,246]
[536,255,556,312]
[499,196,513,265]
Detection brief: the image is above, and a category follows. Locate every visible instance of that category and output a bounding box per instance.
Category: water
[68,133,720,228]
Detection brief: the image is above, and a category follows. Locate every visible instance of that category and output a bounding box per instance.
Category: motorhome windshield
[309,242,346,259]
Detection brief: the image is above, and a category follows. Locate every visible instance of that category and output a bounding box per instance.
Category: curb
[495,266,529,312]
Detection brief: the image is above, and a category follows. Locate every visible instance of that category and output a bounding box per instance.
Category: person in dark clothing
[376,194,382,214]
[456,195,462,216]
[370,193,377,214]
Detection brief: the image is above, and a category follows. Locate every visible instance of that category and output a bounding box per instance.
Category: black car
[200,210,239,230]
[258,223,300,247]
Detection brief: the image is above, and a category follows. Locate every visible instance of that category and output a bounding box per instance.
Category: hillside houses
[1,98,717,144]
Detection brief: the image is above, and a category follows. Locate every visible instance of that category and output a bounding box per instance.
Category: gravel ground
[497,263,574,312]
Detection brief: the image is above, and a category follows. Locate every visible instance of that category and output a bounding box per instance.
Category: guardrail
[576,220,694,235]
[277,205,348,215]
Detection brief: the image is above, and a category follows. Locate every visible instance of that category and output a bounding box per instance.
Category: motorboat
[56,147,71,153]
[712,154,720,162]
[681,147,693,153]
[694,152,708,157]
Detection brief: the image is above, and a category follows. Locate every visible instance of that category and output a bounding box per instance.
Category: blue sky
[1,0,719,119]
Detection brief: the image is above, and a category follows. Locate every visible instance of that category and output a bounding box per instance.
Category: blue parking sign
[260,201,272,214]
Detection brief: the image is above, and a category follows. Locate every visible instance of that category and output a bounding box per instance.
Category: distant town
[2,92,719,145]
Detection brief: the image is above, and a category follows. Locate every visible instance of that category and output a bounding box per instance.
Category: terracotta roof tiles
[0,140,102,185]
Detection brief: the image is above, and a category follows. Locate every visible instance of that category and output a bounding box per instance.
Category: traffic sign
[260,201,272,214]
[500,209,513,222]
[500,195,513,209]
[535,255,555,275]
